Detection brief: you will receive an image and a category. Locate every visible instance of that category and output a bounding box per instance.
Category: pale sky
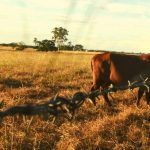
[0,0,150,53]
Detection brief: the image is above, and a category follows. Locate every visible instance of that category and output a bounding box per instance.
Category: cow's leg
[103,93,112,106]
[137,87,145,106]
[91,63,102,91]
[145,90,150,105]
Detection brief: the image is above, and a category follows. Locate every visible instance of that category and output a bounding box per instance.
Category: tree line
[34,27,84,51]
[0,27,84,51]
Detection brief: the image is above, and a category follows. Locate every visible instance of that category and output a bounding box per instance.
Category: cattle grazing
[91,52,150,106]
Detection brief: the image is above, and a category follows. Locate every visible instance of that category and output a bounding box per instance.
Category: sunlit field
[0,49,149,149]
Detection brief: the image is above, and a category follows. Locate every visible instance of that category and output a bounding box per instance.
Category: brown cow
[91,52,150,106]
[141,54,150,61]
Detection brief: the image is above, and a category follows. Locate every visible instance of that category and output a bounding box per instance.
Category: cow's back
[109,53,150,84]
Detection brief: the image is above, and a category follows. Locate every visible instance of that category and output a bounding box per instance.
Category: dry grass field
[0,49,149,149]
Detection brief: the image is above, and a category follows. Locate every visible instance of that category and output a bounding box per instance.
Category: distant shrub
[59,45,74,51]
[15,42,26,50]
[73,44,84,51]
[36,39,57,51]
[9,42,18,49]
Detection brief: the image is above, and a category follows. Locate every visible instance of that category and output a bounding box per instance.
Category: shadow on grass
[74,110,101,122]
[73,105,121,123]
[15,127,61,150]
[0,78,32,88]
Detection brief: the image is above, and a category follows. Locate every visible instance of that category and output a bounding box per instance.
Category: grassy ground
[0,50,149,149]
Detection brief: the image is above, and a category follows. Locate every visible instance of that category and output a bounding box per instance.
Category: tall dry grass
[0,50,149,149]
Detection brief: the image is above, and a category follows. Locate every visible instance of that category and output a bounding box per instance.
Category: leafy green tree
[73,44,84,51]
[36,39,57,51]
[51,27,68,51]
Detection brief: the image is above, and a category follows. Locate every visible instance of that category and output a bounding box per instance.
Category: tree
[60,41,74,50]
[73,44,84,51]
[16,42,26,50]
[9,42,18,49]
[51,27,68,51]
[33,37,38,46]
[36,39,57,51]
